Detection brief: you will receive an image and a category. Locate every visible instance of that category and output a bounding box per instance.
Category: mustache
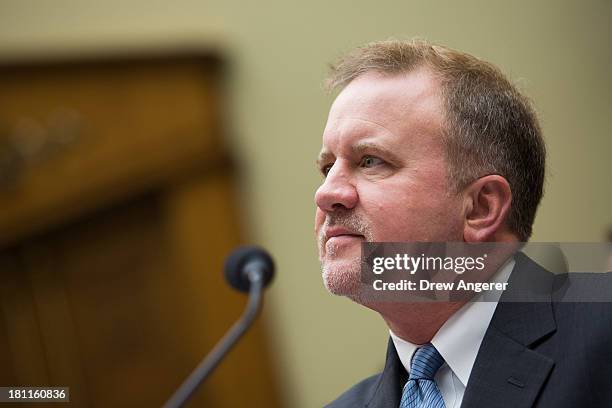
[319,211,372,243]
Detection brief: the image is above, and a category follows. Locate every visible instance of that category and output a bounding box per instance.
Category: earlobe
[463,175,512,242]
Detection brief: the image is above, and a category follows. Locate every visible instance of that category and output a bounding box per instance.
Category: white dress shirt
[390,258,515,408]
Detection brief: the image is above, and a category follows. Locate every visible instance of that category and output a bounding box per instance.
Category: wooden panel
[0,175,280,407]
[0,56,280,407]
[2,194,185,407]
[20,244,90,407]
[0,252,49,388]
[163,173,281,407]
[0,57,224,247]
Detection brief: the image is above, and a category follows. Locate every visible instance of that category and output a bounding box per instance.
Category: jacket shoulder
[325,372,381,408]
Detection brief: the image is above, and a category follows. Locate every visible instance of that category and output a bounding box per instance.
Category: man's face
[315,68,465,298]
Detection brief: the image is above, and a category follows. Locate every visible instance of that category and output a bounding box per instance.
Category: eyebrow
[316,140,401,169]
[316,149,334,169]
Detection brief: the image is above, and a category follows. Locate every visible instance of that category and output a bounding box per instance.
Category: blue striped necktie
[399,343,446,408]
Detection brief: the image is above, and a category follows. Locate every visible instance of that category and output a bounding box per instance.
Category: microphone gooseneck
[163,246,275,408]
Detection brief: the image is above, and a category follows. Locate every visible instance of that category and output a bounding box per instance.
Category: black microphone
[163,246,275,408]
[224,246,275,293]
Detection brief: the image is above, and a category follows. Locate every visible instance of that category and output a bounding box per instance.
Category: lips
[325,227,365,242]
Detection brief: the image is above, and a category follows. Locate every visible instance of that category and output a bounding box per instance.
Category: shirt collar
[390,258,515,386]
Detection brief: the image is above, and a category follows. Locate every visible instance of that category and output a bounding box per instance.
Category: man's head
[315,39,545,299]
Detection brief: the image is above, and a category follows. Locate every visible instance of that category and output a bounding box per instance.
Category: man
[315,39,612,407]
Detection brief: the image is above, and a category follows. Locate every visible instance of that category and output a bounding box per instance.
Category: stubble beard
[319,211,373,302]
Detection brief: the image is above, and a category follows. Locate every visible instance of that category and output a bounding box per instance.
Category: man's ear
[462,175,512,242]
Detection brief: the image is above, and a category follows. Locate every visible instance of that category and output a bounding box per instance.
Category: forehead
[321,68,444,153]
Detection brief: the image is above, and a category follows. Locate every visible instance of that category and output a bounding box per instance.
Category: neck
[379,301,465,344]
[362,244,518,344]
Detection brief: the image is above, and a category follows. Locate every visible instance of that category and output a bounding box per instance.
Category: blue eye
[360,156,384,168]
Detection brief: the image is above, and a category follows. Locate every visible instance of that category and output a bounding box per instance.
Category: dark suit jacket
[326,252,612,407]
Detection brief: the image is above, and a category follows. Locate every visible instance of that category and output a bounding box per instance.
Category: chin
[321,258,361,298]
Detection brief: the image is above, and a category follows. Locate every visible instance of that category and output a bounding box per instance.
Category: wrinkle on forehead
[323,116,399,142]
[324,68,445,144]
[319,115,400,164]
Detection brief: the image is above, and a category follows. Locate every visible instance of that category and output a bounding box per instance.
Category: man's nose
[314,165,358,212]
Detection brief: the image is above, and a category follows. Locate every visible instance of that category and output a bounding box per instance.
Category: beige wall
[1,1,610,406]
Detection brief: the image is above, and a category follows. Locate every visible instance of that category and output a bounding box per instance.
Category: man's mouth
[325,227,365,245]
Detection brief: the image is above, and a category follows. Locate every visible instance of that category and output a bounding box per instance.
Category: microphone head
[224,246,275,292]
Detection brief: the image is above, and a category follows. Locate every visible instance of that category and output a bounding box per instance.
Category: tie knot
[409,343,444,380]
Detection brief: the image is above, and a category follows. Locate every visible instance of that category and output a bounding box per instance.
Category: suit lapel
[366,337,407,408]
[460,321,555,408]
[461,252,557,408]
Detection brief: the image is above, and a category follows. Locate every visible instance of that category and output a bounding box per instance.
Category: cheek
[359,192,413,237]
[358,181,461,240]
